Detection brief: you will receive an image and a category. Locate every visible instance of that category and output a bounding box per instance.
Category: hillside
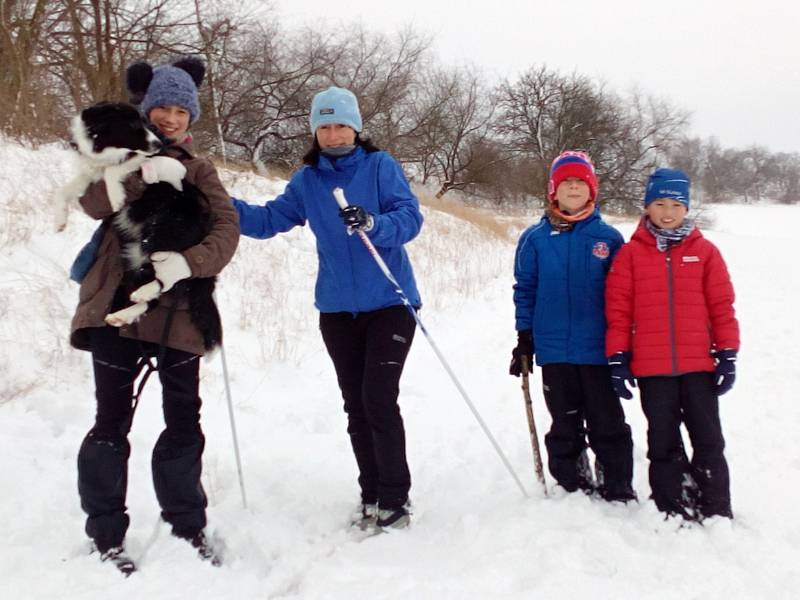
[1,139,798,599]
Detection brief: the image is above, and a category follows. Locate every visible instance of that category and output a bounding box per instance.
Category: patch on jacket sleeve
[592,241,610,259]
[682,255,700,263]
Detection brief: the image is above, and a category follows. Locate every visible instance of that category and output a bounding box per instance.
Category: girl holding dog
[233,87,423,531]
[71,57,239,573]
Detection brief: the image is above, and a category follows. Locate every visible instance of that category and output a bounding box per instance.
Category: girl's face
[554,177,591,214]
[149,105,191,141]
[646,199,689,229]
[316,123,356,149]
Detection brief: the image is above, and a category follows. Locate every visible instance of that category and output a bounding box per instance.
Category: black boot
[174,529,222,566]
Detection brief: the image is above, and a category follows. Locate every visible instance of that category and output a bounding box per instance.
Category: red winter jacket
[605,219,739,377]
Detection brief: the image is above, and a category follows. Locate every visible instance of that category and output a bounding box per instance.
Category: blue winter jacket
[233,147,422,313]
[513,209,623,365]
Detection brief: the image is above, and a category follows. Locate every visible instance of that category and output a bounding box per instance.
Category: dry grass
[415,187,525,242]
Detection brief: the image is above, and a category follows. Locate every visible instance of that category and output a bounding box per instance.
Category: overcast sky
[275,0,800,154]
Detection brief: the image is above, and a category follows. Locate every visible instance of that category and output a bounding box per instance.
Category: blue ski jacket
[513,208,623,365]
[233,146,423,313]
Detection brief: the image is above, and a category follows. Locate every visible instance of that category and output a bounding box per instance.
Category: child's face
[646,199,688,229]
[555,177,591,213]
[149,105,190,141]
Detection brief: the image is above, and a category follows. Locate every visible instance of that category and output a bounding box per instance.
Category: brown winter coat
[70,141,239,356]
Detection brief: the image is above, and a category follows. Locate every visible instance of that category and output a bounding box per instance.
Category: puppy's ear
[126,62,153,104]
[173,56,205,88]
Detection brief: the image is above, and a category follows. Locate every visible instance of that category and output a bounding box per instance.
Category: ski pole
[332,187,529,499]
[521,356,547,496]
[219,338,248,509]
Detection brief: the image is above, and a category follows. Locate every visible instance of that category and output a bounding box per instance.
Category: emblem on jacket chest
[592,241,610,259]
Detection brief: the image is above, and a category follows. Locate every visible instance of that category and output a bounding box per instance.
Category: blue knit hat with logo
[309,86,362,134]
[128,57,205,124]
[644,168,690,208]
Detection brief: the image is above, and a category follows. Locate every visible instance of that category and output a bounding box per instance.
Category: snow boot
[376,505,410,530]
[350,503,378,531]
[176,530,222,566]
[99,545,136,577]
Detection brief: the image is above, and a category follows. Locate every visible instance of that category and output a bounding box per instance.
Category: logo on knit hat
[320,108,334,115]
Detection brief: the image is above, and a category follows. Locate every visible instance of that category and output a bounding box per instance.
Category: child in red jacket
[605,168,739,521]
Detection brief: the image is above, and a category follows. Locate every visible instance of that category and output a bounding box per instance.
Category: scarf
[321,144,356,158]
[546,200,595,232]
[645,217,695,252]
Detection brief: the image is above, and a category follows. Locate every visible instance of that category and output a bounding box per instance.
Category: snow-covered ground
[1,139,798,599]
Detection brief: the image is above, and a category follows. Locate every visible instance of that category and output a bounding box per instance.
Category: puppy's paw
[129,280,162,303]
[141,159,157,184]
[143,156,186,191]
[105,303,148,326]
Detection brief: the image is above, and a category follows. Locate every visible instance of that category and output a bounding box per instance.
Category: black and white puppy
[58,100,220,350]
[106,179,222,351]
[55,102,165,232]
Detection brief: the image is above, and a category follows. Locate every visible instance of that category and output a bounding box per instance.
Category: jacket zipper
[666,248,678,374]
[566,230,572,361]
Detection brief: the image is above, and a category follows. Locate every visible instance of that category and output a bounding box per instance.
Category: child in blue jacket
[233,87,422,530]
[509,151,635,501]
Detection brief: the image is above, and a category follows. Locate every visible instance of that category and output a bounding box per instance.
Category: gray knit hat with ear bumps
[127,57,205,123]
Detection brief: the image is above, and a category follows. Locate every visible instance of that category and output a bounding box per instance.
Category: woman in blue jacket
[233,87,422,530]
[509,151,635,502]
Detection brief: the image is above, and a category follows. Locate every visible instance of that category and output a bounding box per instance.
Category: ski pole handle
[333,187,349,210]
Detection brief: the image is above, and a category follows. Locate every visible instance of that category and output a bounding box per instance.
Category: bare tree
[406,66,499,198]
[42,0,195,109]
[211,24,341,171]
[327,25,432,153]
[0,0,54,133]
[494,66,688,211]
[599,91,689,212]
[768,152,800,204]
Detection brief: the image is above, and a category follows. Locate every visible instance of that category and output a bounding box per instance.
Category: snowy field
[1,139,798,599]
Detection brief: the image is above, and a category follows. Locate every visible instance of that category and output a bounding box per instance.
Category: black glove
[338,205,373,231]
[509,330,534,377]
[714,349,737,396]
[608,352,635,400]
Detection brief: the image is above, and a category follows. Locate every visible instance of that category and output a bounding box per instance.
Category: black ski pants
[639,372,731,520]
[320,305,416,510]
[540,363,634,500]
[77,326,208,552]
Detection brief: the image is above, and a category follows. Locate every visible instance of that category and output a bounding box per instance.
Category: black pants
[77,327,207,552]
[320,305,416,509]
[541,363,634,500]
[639,372,731,519]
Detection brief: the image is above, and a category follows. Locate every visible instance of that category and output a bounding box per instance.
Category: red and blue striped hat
[547,150,598,202]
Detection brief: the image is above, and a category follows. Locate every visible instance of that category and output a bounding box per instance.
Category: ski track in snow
[1,140,799,599]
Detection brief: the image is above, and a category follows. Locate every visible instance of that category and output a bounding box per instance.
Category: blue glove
[714,349,737,396]
[338,205,374,231]
[608,352,635,400]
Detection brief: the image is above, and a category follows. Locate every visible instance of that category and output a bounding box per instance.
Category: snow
[1,137,799,598]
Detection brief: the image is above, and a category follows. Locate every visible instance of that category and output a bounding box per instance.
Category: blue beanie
[141,64,201,123]
[309,86,362,134]
[644,168,690,208]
